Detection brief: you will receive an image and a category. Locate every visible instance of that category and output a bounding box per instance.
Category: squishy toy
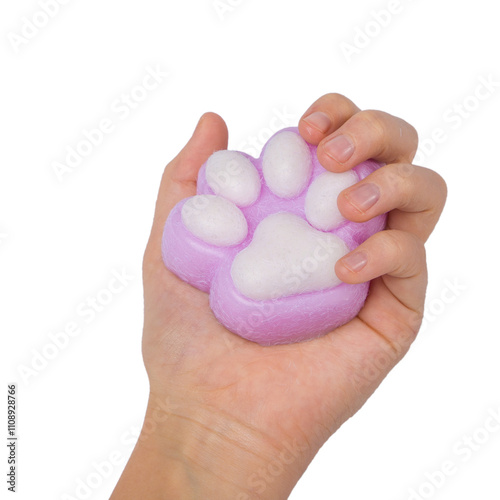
[162,127,386,345]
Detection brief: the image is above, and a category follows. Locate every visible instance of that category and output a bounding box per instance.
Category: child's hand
[111,94,447,500]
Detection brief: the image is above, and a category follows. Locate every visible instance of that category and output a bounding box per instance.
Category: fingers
[335,229,427,314]
[312,227,428,423]
[299,93,360,144]
[298,93,418,172]
[145,112,228,261]
[338,163,448,241]
[316,110,418,171]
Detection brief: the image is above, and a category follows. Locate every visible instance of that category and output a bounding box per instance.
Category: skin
[110,93,447,500]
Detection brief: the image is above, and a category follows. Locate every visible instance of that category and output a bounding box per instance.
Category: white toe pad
[305,170,358,231]
[182,195,248,246]
[262,131,312,199]
[205,150,261,207]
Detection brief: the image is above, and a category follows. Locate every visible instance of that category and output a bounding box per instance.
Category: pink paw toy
[162,127,386,345]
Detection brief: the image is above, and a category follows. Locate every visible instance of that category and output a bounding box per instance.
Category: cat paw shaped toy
[162,127,386,345]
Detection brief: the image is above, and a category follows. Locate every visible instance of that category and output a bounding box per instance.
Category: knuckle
[375,163,412,199]
[407,120,419,142]
[391,164,417,204]
[382,230,423,276]
[394,163,416,185]
[404,120,419,157]
[424,168,448,212]
[319,93,359,116]
[383,230,406,257]
[357,109,387,142]
[395,162,417,179]
[322,92,348,105]
[356,111,419,162]
[394,117,419,161]
[434,171,448,203]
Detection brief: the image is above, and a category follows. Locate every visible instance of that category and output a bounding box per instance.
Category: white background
[1,0,499,499]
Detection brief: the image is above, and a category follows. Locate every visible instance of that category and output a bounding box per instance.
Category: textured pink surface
[162,127,386,345]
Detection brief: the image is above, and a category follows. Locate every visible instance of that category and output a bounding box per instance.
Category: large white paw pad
[231,213,348,300]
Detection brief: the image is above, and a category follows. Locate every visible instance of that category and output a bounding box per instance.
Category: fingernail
[345,183,380,212]
[303,112,331,133]
[324,135,355,163]
[340,251,367,273]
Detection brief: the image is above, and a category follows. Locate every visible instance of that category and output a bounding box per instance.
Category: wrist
[133,390,310,500]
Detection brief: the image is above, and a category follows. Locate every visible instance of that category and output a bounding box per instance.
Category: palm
[142,254,417,456]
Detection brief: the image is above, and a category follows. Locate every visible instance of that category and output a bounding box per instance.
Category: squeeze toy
[162,127,386,345]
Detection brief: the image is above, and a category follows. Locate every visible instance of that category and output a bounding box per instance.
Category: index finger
[298,93,419,172]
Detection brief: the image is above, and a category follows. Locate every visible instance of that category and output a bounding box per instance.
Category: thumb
[146,112,229,258]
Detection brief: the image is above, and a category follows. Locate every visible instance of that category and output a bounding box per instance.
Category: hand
[111,94,447,500]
